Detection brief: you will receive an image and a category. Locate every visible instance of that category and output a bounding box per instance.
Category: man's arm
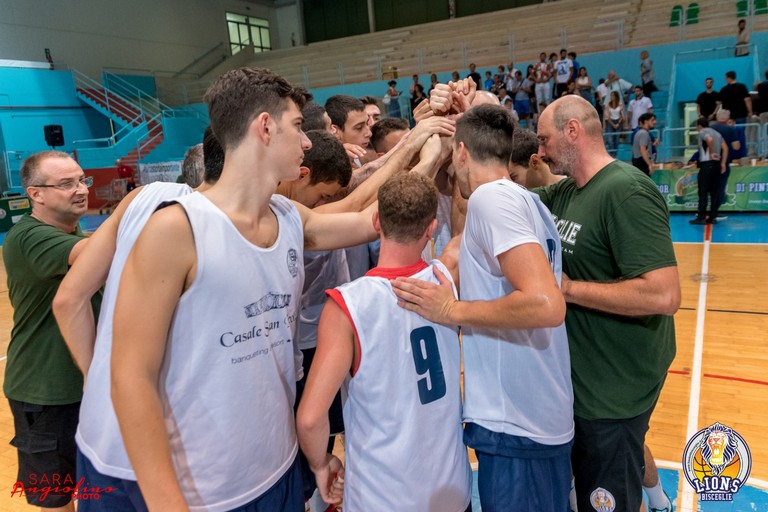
[745,95,753,117]
[296,299,351,504]
[53,186,143,374]
[720,140,729,173]
[111,205,195,512]
[561,265,680,316]
[639,143,653,170]
[392,242,565,329]
[296,201,377,251]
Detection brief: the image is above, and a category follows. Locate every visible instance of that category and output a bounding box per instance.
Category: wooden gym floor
[0,212,766,511]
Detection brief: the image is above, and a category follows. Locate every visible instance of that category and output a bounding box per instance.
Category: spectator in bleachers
[451,70,460,82]
[411,83,428,122]
[628,86,654,131]
[554,49,573,99]
[534,52,553,108]
[632,112,657,176]
[735,19,750,57]
[484,71,494,91]
[409,74,420,96]
[568,51,580,82]
[575,67,593,104]
[595,78,608,122]
[604,70,633,104]
[719,71,752,123]
[504,61,520,93]
[467,63,482,89]
[496,86,513,111]
[359,96,382,127]
[640,50,656,99]
[511,70,533,128]
[603,91,625,157]
[490,73,503,94]
[754,71,768,118]
[428,73,439,94]
[385,80,401,118]
[696,77,719,122]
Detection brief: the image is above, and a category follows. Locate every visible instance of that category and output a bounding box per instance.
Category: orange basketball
[692,450,714,480]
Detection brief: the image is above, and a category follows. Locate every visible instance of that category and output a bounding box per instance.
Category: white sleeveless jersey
[77,182,192,480]
[154,192,304,511]
[460,180,574,445]
[335,260,472,512]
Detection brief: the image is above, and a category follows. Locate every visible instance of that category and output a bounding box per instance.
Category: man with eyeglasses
[3,150,100,512]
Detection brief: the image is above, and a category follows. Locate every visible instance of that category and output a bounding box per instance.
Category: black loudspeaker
[44,125,64,147]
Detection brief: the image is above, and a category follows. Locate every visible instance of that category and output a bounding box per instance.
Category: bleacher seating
[191,0,756,91]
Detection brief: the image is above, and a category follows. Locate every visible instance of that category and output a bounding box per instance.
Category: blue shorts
[77,448,304,512]
[465,422,572,512]
[514,100,530,116]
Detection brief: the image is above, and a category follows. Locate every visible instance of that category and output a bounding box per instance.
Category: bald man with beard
[534,96,681,512]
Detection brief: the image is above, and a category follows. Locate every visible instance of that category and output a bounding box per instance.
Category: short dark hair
[638,113,656,125]
[204,67,310,152]
[325,95,365,129]
[181,143,204,187]
[568,51,577,58]
[370,118,409,153]
[696,117,710,128]
[21,150,72,190]
[726,71,737,80]
[203,125,225,184]
[301,103,328,131]
[509,129,538,167]
[455,104,515,165]
[302,131,352,187]
[359,96,379,106]
[378,173,438,243]
[706,77,714,81]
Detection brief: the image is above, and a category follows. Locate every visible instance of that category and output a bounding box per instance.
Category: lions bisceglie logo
[682,422,751,501]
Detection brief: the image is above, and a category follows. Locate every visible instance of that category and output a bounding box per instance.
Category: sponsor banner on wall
[652,166,768,211]
[138,161,182,185]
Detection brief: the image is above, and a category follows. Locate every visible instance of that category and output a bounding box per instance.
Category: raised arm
[314,116,455,214]
[111,205,195,512]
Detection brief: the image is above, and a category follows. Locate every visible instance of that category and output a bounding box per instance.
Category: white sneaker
[716,215,728,221]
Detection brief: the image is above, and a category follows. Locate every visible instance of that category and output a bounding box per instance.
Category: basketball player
[392,104,574,511]
[109,68,387,511]
[297,173,470,511]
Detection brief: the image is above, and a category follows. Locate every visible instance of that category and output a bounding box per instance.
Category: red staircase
[121,119,165,168]
[76,87,143,126]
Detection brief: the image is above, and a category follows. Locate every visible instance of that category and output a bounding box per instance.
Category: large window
[227,12,271,55]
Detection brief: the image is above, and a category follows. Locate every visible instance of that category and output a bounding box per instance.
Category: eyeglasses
[30,176,94,191]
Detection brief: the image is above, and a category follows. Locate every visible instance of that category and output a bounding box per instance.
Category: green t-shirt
[535,161,677,420]
[2,214,102,405]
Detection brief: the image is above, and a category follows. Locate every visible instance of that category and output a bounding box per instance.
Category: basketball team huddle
[7,66,680,512]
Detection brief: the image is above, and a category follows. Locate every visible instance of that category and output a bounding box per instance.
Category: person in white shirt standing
[627,86,654,131]
[393,104,574,512]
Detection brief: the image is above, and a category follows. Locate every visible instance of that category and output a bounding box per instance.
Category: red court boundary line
[704,373,768,386]
[667,369,768,386]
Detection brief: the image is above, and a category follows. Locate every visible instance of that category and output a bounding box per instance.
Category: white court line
[679,227,712,512]
[0,355,6,362]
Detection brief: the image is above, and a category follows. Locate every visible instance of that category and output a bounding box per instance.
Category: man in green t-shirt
[534,96,681,512]
[3,150,99,511]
